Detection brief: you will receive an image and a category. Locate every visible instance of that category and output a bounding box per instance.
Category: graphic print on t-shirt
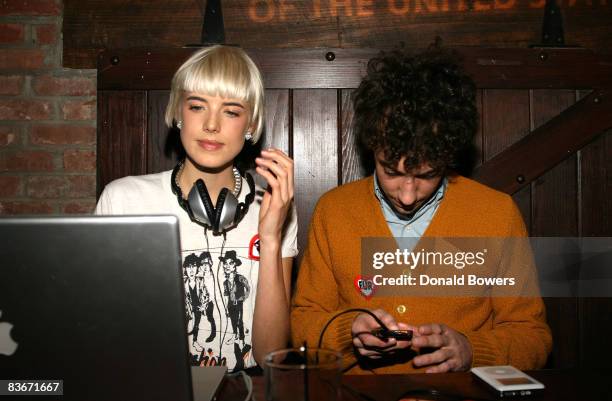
[248,234,260,261]
[182,246,255,371]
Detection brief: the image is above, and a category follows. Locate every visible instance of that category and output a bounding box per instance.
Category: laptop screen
[0,215,196,401]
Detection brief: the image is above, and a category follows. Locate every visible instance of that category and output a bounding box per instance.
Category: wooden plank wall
[64,0,612,69]
[97,49,611,370]
[97,91,148,189]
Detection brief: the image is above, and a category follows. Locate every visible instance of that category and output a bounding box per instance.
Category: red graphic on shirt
[248,234,260,261]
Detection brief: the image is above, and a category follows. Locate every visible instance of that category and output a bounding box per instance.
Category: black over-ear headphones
[171,161,256,234]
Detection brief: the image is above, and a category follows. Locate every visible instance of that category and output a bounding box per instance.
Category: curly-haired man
[291,47,551,374]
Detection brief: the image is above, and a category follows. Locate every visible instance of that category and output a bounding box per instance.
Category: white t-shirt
[95,169,298,371]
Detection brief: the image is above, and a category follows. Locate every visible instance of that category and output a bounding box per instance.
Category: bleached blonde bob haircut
[164,45,265,143]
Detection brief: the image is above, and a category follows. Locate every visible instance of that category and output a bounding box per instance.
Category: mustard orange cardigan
[291,175,552,374]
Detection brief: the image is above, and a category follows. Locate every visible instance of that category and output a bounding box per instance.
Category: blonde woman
[95,46,297,371]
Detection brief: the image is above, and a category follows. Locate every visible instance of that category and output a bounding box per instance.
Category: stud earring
[176,120,183,129]
[245,131,253,142]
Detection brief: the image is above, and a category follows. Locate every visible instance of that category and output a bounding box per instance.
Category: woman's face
[186,263,198,278]
[180,92,251,170]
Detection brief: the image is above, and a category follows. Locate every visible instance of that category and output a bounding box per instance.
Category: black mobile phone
[370,328,413,341]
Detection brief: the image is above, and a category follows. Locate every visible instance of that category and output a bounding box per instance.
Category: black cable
[316,308,393,351]
[315,308,394,370]
[341,383,498,401]
[215,233,229,360]
[224,370,253,401]
[315,310,497,401]
[396,388,497,401]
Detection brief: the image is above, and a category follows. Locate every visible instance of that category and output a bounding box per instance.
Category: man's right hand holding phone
[352,309,474,373]
[351,309,414,359]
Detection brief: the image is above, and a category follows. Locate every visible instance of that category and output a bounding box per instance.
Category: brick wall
[0,0,97,215]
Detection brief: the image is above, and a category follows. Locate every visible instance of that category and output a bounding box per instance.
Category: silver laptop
[0,215,226,401]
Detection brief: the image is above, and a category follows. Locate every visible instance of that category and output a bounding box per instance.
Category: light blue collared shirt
[374,173,446,250]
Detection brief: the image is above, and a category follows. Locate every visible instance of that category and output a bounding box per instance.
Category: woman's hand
[255,148,294,244]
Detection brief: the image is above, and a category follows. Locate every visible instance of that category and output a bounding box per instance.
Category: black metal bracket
[193,0,225,45]
[542,0,564,45]
[531,0,573,48]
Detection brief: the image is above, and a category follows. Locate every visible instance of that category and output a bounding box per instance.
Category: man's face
[223,259,235,275]
[374,152,443,216]
[202,259,212,273]
[186,263,198,278]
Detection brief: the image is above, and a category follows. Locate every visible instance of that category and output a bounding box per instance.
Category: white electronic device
[471,365,545,397]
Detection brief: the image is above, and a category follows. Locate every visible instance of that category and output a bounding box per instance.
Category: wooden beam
[471,90,612,194]
[98,47,612,90]
[97,48,376,90]
[460,47,612,89]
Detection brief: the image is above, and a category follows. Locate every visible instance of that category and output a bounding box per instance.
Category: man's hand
[351,309,413,359]
[411,323,472,373]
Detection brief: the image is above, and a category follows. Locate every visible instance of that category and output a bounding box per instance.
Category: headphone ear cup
[187,179,216,229]
[185,174,246,233]
[214,188,229,233]
[197,180,216,223]
[217,188,241,233]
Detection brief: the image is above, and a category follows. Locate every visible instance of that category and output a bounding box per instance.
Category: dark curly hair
[353,45,478,175]
[183,252,202,268]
